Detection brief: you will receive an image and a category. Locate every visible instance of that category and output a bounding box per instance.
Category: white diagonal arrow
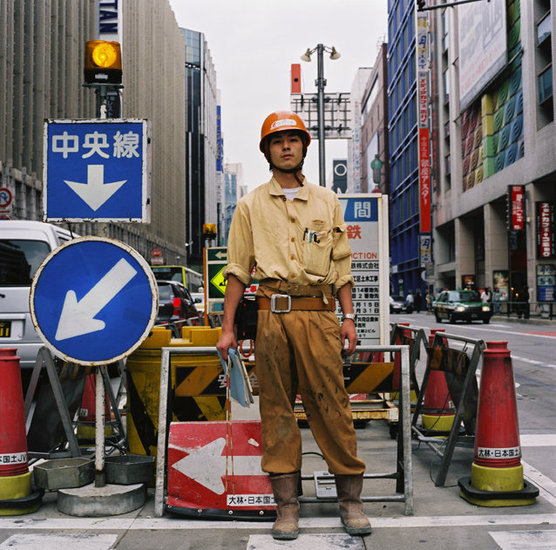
[170,437,264,495]
[55,258,137,341]
[64,164,126,211]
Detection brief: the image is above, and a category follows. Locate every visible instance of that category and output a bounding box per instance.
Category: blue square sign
[44,119,151,222]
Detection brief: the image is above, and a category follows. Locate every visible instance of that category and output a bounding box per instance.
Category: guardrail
[153,344,414,517]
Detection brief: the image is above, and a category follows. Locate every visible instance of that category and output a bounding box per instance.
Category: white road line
[511,355,556,369]
[523,460,556,508]
[247,534,364,549]
[489,529,556,549]
[1,513,556,531]
[521,434,556,447]
[0,533,118,549]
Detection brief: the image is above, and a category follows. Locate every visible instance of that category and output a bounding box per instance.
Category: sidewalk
[2,414,556,549]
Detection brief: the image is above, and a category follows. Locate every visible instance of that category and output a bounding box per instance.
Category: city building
[181,27,220,271]
[348,67,372,193]
[222,162,245,245]
[431,0,555,311]
[360,42,389,195]
[0,0,189,263]
[387,0,423,298]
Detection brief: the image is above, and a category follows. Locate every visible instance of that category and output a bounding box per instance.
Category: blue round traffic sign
[30,237,157,365]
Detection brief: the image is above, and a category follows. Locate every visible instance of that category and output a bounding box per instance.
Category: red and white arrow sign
[170,437,263,494]
[167,421,274,512]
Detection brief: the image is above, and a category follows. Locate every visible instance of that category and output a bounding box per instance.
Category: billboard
[458,0,507,110]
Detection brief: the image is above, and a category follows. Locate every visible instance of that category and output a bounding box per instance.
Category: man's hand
[215,274,246,361]
[340,319,357,355]
[216,329,237,361]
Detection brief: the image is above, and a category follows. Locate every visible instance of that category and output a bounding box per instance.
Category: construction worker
[216,111,371,540]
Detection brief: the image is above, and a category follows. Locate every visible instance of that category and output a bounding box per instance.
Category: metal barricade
[154,344,413,517]
[411,332,486,486]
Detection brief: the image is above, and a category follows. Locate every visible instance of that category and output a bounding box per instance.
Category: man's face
[268,131,304,171]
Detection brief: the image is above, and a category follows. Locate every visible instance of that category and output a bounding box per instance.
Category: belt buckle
[270,294,291,313]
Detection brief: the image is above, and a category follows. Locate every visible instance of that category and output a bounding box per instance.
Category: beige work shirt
[223,176,353,294]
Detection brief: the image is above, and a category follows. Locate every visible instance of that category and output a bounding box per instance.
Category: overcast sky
[168,0,388,190]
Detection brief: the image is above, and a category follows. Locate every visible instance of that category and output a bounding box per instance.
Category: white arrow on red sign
[169,437,264,495]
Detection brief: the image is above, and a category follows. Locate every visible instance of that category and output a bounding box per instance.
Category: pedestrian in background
[414,290,423,313]
[216,111,371,540]
[405,290,414,312]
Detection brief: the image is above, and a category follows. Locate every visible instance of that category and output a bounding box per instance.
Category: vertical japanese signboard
[510,185,525,231]
[537,201,555,259]
[339,194,389,346]
[416,10,431,235]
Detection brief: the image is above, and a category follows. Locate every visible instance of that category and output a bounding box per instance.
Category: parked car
[155,280,201,336]
[0,221,76,376]
[390,295,414,314]
[432,289,492,324]
[190,292,205,315]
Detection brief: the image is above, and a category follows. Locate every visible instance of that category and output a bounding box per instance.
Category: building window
[538,66,553,104]
[535,0,553,127]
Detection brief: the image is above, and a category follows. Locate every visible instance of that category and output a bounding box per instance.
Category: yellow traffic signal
[84,40,122,84]
[203,223,217,238]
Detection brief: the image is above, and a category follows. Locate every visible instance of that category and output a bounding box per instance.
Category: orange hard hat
[259,110,311,152]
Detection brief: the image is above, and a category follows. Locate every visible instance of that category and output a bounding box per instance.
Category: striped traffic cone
[458,341,538,506]
[0,349,42,515]
[421,330,455,433]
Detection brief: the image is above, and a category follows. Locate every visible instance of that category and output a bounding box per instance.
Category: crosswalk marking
[490,529,556,549]
[0,533,118,549]
[247,534,364,549]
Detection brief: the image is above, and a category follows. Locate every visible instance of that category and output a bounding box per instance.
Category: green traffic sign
[207,247,227,262]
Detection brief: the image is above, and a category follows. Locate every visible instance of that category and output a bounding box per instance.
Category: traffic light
[416,0,426,10]
[84,40,122,84]
[203,223,217,239]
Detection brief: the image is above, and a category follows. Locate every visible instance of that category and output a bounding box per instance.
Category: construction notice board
[338,194,389,345]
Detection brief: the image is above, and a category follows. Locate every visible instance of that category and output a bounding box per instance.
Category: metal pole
[316,44,326,187]
[95,366,106,487]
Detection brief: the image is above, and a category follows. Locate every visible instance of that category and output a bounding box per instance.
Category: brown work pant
[255,308,366,475]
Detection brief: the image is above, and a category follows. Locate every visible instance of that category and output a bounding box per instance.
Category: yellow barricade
[126,326,223,457]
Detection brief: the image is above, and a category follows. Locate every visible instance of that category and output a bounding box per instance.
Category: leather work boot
[269,472,300,540]
[335,474,372,536]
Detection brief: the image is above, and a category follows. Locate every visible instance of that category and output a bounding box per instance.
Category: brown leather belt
[257,294,335,313]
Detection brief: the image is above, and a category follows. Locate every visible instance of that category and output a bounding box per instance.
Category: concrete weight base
[57,482,146,516]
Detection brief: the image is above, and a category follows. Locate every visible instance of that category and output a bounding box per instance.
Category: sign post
[30,237,157,487]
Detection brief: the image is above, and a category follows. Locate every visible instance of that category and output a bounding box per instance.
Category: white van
[0,221,77,372]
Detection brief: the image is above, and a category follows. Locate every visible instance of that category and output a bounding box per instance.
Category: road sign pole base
[57,482,146,516]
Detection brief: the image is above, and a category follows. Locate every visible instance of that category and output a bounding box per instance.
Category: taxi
[432,289,492,324]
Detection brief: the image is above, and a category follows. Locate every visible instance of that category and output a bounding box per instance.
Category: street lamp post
[301,44,340,187]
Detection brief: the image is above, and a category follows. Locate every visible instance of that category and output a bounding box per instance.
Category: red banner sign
[510,185,525,231]
[419,128,431,233]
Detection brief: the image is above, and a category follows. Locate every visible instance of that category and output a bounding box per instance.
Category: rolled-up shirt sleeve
[222,200,255,286]
[331,199,353,294]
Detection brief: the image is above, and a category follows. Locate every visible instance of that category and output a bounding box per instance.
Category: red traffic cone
[77,373,113,440]
[421,330,455,433]
[0,349,42,515]
[458,341,538,506]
